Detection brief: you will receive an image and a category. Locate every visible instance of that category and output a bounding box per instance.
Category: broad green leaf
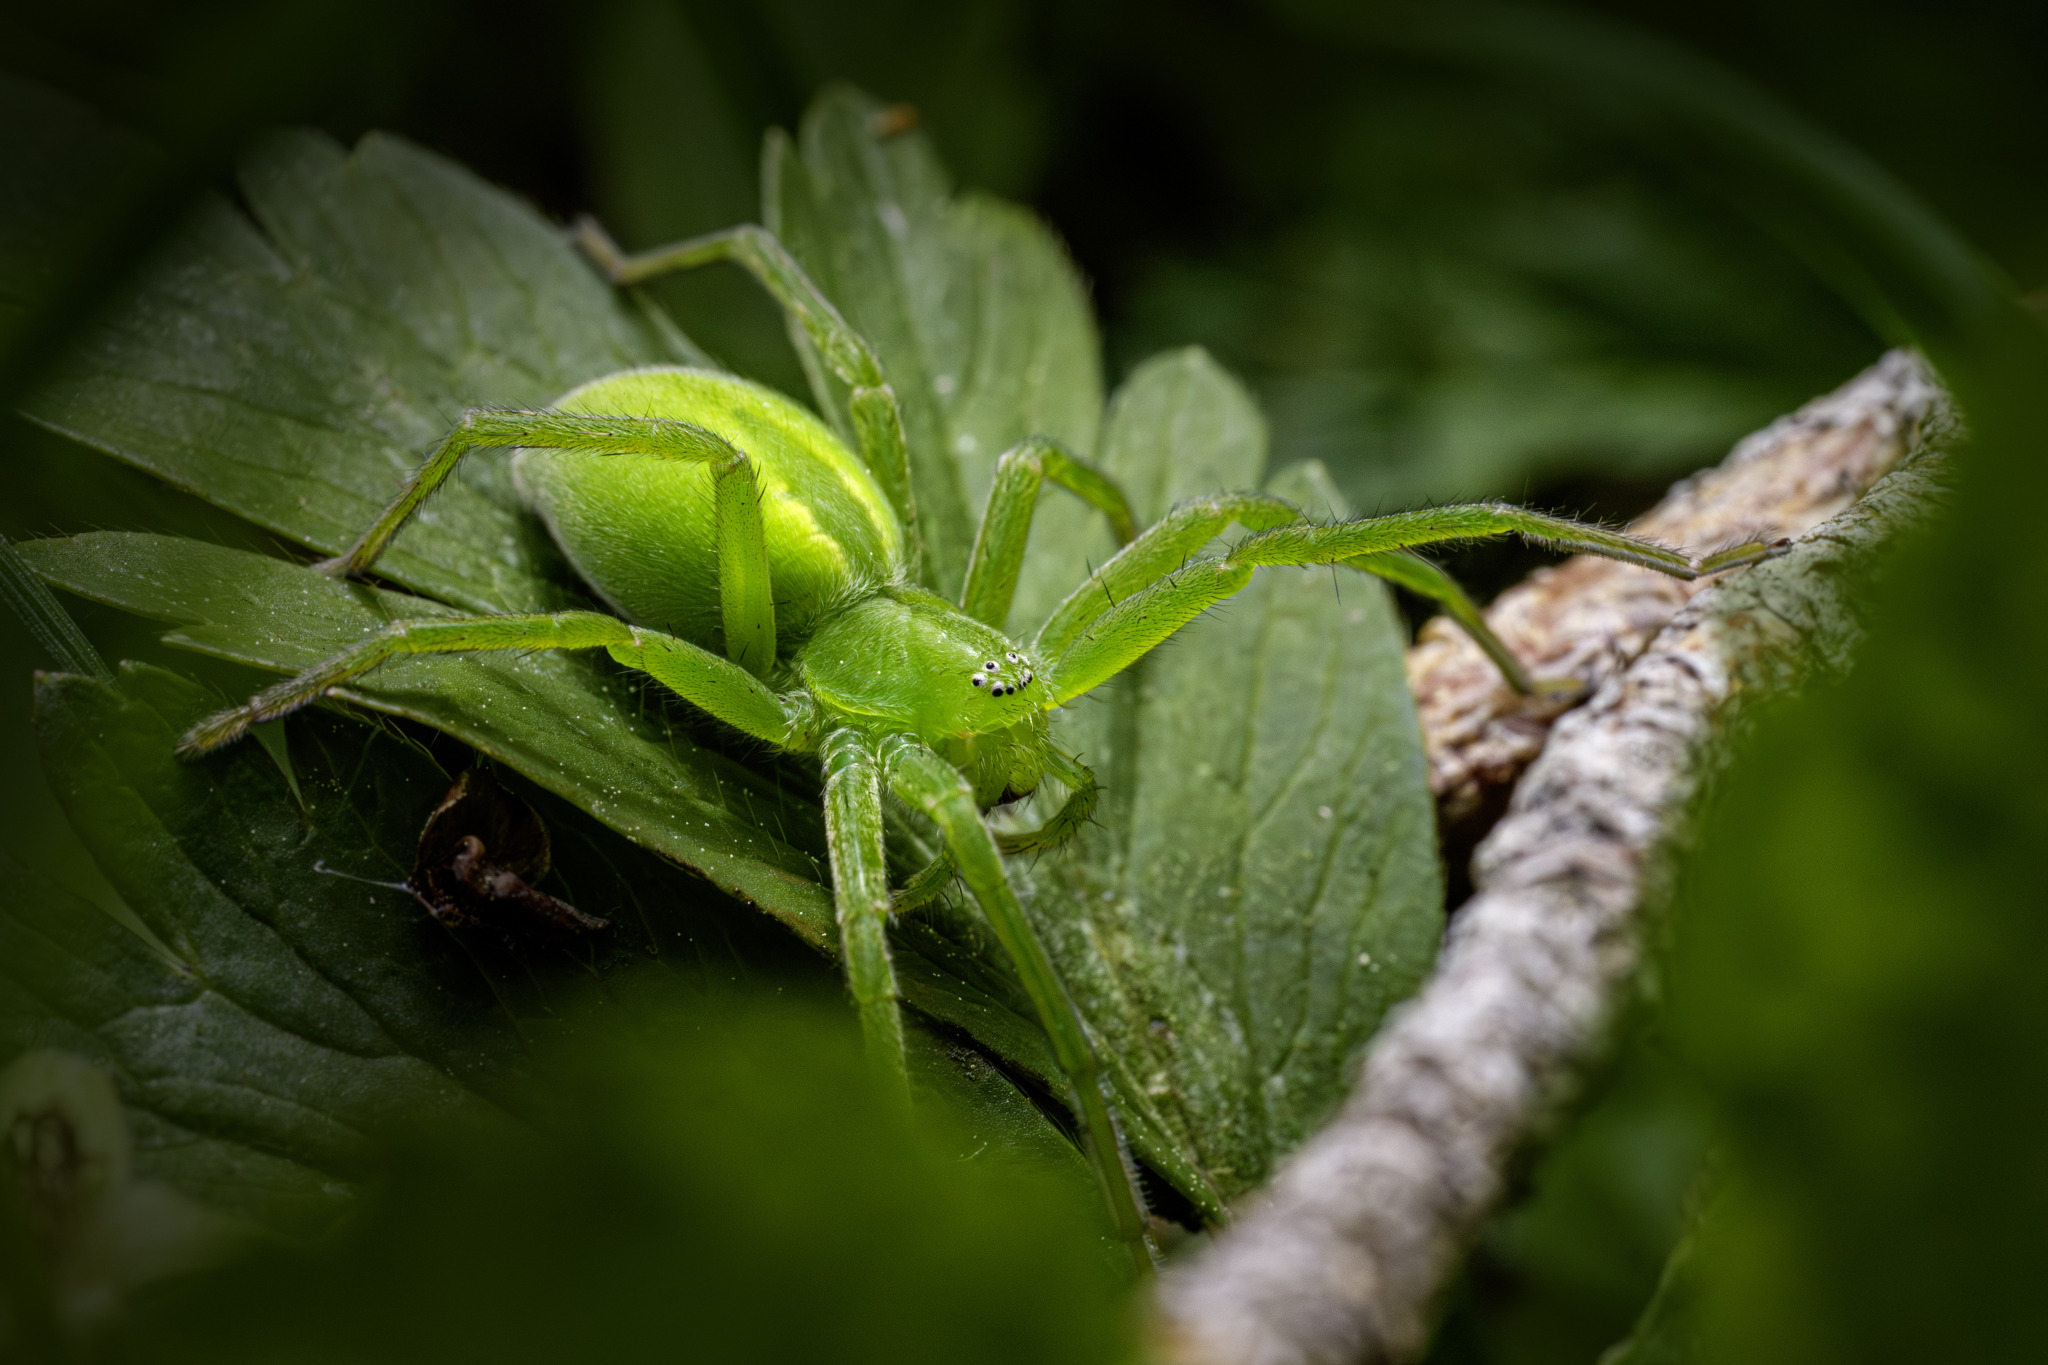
[11,664,520,1237]
[19,127,685,616]
[16,533,1084,1116]
[20,532,838,946]
[5,90,1436,1227]
[3,662,1082,1243]
[765,83,1104,598]
[1014,348,1444,1212]
[0,114,846,954]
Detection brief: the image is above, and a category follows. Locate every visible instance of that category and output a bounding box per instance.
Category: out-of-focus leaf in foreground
[1661,358,2048,1362]
[126,997,1131,1365]
[1015,348,1443,1212]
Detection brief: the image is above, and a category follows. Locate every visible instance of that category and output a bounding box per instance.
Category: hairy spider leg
[1344,549,1537,694]
[889,748,1101,913]
[881,734,1153,1269]
[1029,492,1548,694]
[1033,492,1301,660]
[1040,503,1779,705]
[574,218,921,581]
[998,747,1101,855]
[174,611,810,758]
[819,727,905,1091]
[315,412,780,679]
[959,437,1139,628]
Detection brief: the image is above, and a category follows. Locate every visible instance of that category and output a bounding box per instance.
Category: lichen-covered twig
[1153,356,1950,1365]
[1415,351,1941,833]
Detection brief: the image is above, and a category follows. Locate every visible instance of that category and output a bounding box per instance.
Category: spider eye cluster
[970,650,1035,699]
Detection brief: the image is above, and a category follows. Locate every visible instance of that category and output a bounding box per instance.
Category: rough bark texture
[1417,350,1941,833]
[1153,354,1949,1365]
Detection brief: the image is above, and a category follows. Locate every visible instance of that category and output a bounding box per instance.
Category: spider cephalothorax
[180,218,1777,1262]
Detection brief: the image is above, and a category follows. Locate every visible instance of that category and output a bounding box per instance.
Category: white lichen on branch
[1415,350,1942,830]
[1154,354,1950,1365]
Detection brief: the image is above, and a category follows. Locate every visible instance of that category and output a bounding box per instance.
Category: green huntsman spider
[179,215,1778,1265]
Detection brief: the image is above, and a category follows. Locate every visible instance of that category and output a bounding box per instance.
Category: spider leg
[888,750,1095,911]
[1033,491,1300,659]
[820,727,908,1096]
[995,749,1100,856]
[959,438,1136,628]
[1345,549,1536,694]
[317,412,778,678]
[1042,502,1774,705]
[882,735,1153,1267]
[889,850,956,913]
[1232,502,1713,572]
[573,217,920,574]
[177,612,810,757]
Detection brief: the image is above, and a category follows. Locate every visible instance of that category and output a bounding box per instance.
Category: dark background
[7,0,2040,622]
[9,0,2043,500]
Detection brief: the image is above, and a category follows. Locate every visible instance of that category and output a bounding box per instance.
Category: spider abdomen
[512,366,903,651]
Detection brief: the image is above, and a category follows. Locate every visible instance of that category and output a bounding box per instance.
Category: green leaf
[1014,348,1444,1212]
[8,665,515,1237]
[904,1026,1090,1188]
[19,532,839,947]
[5,92,1440,1227]
[16,533,1081,1110]
[2,112,1079,1067]
[765,84,1105,597]
[4,662,1082,1243]
[19,127,678,615]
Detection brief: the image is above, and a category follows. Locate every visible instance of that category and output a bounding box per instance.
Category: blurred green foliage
[1659,319,2048,1360]
[14,0,2043,511]
[1428,1022,1713,1365]
[123,994,1136,1365]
